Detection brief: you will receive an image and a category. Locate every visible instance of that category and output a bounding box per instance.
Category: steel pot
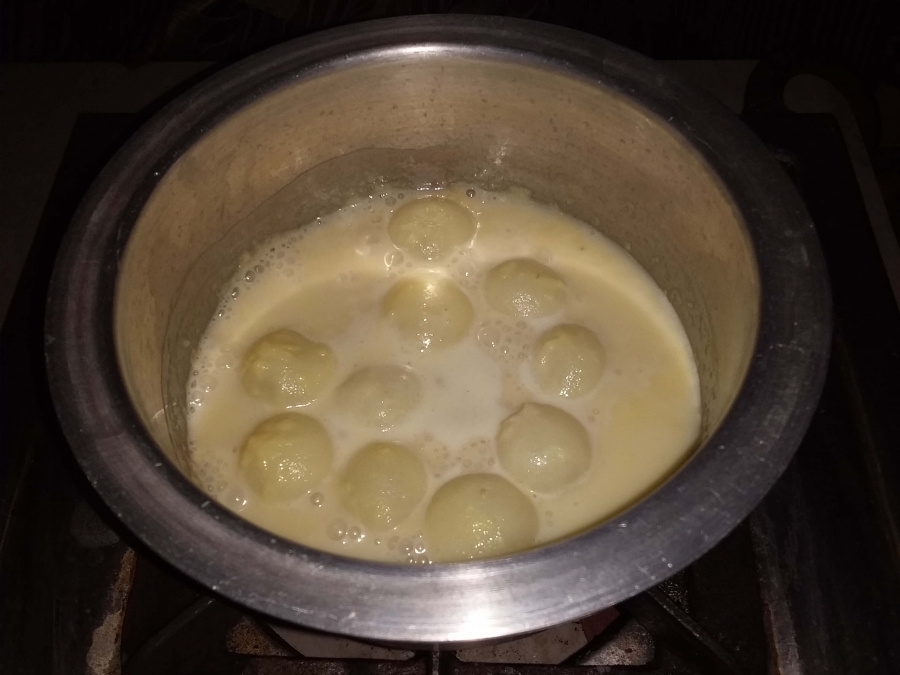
[46,16,830,643]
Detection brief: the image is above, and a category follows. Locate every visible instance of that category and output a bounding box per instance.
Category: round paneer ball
[532,324,606,397]
[382,277,474,350]
[484,259,566,318]
[497,403,591,492]
[424,473,538,561]
[340,442,427,531]
[239,413,333,501]
[388,196,475,261]
[240,329,336,407]
[335,365,422,430]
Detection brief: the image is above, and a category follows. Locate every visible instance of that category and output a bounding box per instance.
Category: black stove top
[2,106,900,674]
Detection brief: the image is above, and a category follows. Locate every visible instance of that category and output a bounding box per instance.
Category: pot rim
[45,15,831,643]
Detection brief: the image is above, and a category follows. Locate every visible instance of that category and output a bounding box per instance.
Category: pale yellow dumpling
[340,443,427,531]
[334,365,421,429]
[497,403,591,492]
[240,329,336,407]
[239,413,333,501]
[388,196,475,261]
[533,324,606,397]
[484,259,566,317]
[382,277,474,350]
[425,473,538,561]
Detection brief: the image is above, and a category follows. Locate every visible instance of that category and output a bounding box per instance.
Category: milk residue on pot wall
[186,184,701,563]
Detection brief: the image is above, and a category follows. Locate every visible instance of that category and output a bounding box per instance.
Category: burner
[112,530,763,673]
[3,102,900,674]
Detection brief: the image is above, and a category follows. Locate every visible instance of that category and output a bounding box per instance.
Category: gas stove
[2,97,900,673]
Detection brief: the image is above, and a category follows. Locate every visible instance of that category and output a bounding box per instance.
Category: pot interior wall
[114,52,759,494]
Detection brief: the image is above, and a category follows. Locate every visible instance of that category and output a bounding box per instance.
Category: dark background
[2,0,899,72]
